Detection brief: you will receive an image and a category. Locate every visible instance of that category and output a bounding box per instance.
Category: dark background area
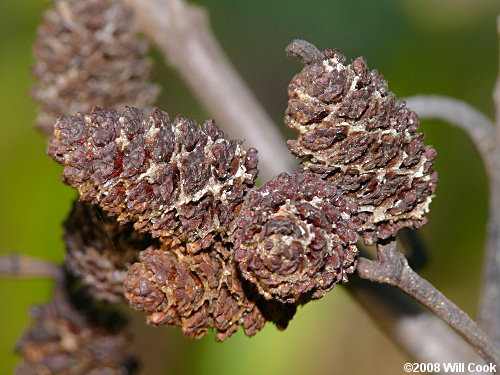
[0,0,499,374]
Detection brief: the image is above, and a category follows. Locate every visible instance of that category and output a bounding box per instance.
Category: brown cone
[285,40,437,244]
[124,242,281,341]
[15,285,137,375]
[32,0,159,137]
[47,107,259,251]
[233,172,360,303]
[64,201,156,303]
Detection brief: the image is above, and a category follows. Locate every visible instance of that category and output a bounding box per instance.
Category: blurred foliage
[0,0,498,374]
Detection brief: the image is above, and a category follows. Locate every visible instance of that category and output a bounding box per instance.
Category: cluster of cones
[16,0,437,373]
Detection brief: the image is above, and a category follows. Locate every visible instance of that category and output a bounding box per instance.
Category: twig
[347,279,486,367]
[123,0,297,181]
[478,15,500,348]
[0,253,63,281]
[481,165,500,347]
[357,240,500,366]
[405,92,500,347]
[404,95,495,175]
[349,245,487,371]
[494,15,500,131]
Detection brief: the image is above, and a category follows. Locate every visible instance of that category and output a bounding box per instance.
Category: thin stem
[404,95,495,175]
[0,253,63,281]
[494,15,500,132]
[124,0,297,181]
[357,240,500,366]
[405,92,500,347]
[347,279,486,366]
[349,243,485,366]
[478,15,500,347]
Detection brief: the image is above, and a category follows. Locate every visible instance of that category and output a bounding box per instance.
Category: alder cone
[124,243,295,341]
[48,107,259,251]
[285,42,437,244]
[15,287,137,375]
[64,201,156,303]
[32,0,159,137]
[233,172,360,303]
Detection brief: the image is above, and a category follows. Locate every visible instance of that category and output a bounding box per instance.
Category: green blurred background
[1,0,499,374]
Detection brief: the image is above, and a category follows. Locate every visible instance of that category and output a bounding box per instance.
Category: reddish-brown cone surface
[124,243,295,341]
[233,172,360,303]
[64,202,156,303]
[48,107,259,251]
[15,286,137,375]
[32,0,159,137]
[285,40,437,244]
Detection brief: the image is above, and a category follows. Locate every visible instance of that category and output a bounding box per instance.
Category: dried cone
[285,40,437,244]
[233,172,360,304]
[124,243,295,341]
[32,0,162,307]
[15,286,137,375]
[47,107,259,251]
[64,201,156,303]
[32,0,159,137]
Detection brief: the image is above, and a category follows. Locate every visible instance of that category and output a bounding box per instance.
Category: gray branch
[357,240,500,366]
[347,279,487,369]
[406,93,500,347]
[478,14,500,347]
[405,95,495,175]
[494,15,500,132]
[0,253,63,281]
